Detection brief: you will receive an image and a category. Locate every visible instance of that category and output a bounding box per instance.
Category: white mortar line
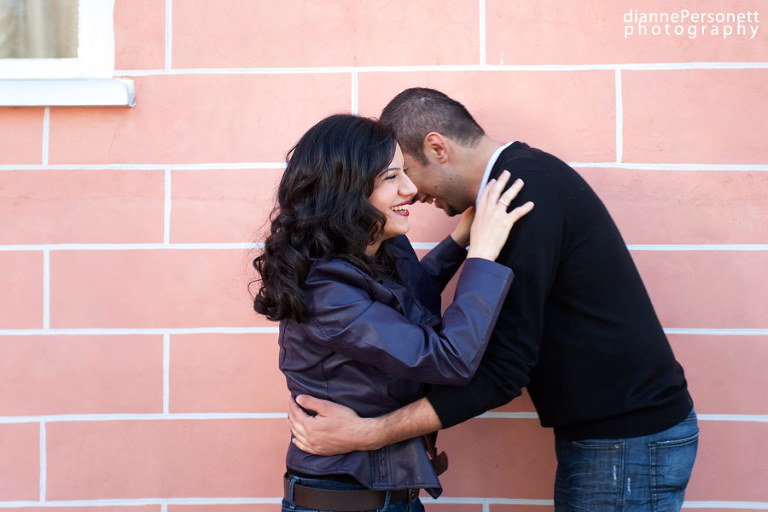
[3,242,766,253]
[117,67,366,76]
[42,250,50,329]
[2,162,764,172]
[0,243,261,251]
[415,242,768,251]
[615,69,623,163]
[3,327,765,337]
[2,411,766,425]
[39,422,46,501]
[7,328,765,337]
[627,244,768,251]
[683,501,768,509]
[0,413,287,424]
[0,498,282,508]
[41,108,50,166]
[479,0,487,65]
[0,498,766,509]
[664,328,768,335]
[568,162,768,171]
[479,412,768,422]
[164,169,172,244]
[618,62,768,70]
[428,498,768,509]
[697,415,768,422]
[0,327,279,336]
[165,0,172,70]
[479,412,539,419]
[432,497,552,506]
[351,70,359,114]
[0,163,287,171]
[114,61,768,76]
[163,334,170,414]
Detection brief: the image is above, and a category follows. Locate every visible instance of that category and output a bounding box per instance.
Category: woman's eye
[384,173,397,180]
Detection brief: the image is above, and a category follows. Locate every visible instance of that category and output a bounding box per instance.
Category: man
[288,88,698,511]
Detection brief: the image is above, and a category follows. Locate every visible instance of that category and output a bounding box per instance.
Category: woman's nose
[400,172,418,197]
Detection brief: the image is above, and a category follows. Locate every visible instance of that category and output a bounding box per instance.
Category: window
[0,0,79,60]
[0,0,134,106]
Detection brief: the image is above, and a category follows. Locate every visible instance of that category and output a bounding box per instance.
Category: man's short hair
[379,87,485,164]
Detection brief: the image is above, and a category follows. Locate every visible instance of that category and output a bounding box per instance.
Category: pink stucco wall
[1,0,767,510]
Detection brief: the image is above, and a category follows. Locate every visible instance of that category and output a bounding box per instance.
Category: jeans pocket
[649,429,699,512]
[555,438,623,511]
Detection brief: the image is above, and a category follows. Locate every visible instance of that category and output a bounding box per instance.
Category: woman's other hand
[449,206,475,248]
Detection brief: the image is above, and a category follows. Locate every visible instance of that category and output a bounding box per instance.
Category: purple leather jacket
[279,235,513,497]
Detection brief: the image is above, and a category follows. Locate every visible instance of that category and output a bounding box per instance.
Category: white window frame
[0,0,134,106]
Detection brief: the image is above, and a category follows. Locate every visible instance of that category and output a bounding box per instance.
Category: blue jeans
[554,408,698,512]
[282,474,425,512]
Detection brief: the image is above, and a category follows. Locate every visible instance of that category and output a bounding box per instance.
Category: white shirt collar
[475,142,513,204]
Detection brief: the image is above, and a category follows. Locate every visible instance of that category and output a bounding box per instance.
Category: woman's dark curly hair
[252,114,399,322]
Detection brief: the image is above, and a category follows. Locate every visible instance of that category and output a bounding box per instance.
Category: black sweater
[427,142,692,440]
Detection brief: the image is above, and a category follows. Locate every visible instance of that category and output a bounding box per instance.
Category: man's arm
[427,159,564,428]
[288,395,440,455]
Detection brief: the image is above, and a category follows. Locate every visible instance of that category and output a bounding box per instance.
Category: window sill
[0,78,135,107]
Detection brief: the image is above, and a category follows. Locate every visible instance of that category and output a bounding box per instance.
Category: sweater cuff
[426,386,477,429]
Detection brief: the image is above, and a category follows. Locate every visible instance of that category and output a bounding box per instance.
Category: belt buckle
[406,488,419,503]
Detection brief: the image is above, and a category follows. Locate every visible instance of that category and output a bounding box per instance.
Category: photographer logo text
[624,9,760,39]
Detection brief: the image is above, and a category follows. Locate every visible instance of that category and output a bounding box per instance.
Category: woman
[253,114,533,512]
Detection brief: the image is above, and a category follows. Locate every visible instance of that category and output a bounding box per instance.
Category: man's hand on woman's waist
[288,395,442,455]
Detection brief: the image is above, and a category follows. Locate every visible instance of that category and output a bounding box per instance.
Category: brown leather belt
[283,474,419,511]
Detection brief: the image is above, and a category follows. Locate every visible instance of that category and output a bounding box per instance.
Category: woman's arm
[301,173,533,386]
[303,256,512,386]
[415,208,473,293]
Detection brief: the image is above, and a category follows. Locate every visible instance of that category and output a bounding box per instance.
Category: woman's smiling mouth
[390,202,410,216]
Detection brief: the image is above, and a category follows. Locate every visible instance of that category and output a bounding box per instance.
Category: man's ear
[423,132,450,163]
